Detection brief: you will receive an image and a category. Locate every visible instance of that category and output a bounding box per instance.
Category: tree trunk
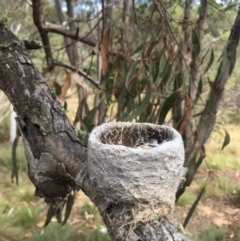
[0,23,191,241]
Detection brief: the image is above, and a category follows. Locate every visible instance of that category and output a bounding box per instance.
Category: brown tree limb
[52,61,101,89]
[32,0,97,48]
[32,0,54,67]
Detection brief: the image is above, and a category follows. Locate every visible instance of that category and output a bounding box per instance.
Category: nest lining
[100,124,174,148]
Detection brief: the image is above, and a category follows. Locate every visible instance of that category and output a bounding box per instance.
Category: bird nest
[87,122,186,220]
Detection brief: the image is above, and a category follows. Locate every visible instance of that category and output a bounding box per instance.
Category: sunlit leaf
[158,89,181,124]
[222,129,230,150]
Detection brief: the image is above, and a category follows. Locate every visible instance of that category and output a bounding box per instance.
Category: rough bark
[0,23,191,241]
[32,0,54,67]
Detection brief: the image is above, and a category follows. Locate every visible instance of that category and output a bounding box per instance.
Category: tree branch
[52,61,101,89]
[32,0,54,67]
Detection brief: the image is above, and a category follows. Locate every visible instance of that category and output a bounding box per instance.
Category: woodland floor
[174,167,240,241]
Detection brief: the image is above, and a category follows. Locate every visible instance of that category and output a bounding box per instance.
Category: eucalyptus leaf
[158,90,181,124]
[222,129,230,150]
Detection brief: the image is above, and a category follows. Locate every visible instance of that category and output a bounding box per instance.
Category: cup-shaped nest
[87,122,185,213]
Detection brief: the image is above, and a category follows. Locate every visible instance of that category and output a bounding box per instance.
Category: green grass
[195,224,226,241]
[205,124,240,170]
[29,223,79,241]
[0,142,27,172]
[79,226,111,241]
[10,205,41,228]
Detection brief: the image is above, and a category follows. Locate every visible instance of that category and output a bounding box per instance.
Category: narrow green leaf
[207,21,219,38]
[146,41,157,57]
[133,43,144,54]
[161,64,172,87]
[11,136,19,185]
[222,129,230,150]
[229,47,237,77]
[203,48,214,75]
[217,47,228,80]
[63,101,67,111]
[54,82,62,96]
[185,156,197,186]
[126,61,139,88]
[44,205,54,227]
[158,90,181,124]
[194,77,203,104]
[206,89,215,110]
[62,191,75,226]
[123,85,151,121]
[122,62,128,78]
[158,53,168,79]
[192,28,200,56]
[183,186,205,228]
[152,49,165,83]
[83,107,98,131]
[200,48,210,66]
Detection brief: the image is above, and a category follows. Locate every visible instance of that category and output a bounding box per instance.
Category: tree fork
[0,23,190,241]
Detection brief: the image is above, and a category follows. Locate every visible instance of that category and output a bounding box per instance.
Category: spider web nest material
[88,122,186,223]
